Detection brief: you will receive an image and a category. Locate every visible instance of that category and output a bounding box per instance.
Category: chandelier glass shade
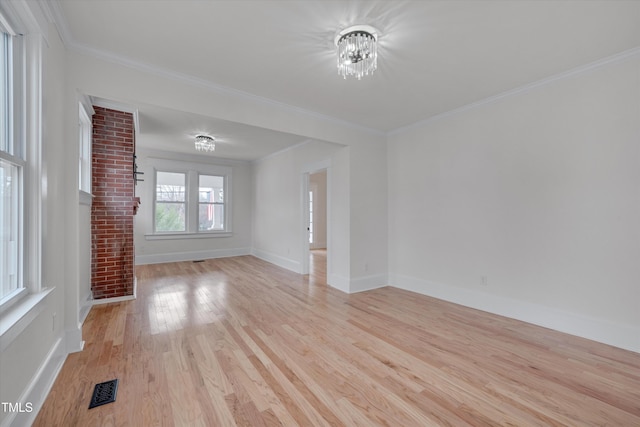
[194,135,215,152]
[335,25,378,80]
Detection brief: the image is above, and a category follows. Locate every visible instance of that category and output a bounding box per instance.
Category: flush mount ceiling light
[194,134,215,152]
[335,25,378,80]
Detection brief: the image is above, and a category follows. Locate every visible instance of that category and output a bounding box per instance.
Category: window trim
[146,157,233,240]
[0,0,48,345]
[78,96,94,194]
[153,170,187,233]
[197,173,226,233]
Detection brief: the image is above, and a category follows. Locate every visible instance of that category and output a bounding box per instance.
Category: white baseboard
[2,337,67,427]
[349,274,388,293]
[327,273,350,293]
[389,273,640,354]
[78,291,92,325]
[65,325,85,354]
[135,247,251,265]
[90,293,136,305]
[91,277,137,306]
[251,248,302,274]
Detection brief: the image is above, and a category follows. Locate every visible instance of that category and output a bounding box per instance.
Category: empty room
[1,0,639,426]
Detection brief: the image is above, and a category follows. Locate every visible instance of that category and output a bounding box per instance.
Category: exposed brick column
[91,106,135,299]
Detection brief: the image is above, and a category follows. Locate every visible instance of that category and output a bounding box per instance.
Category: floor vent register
[88,379,119,409]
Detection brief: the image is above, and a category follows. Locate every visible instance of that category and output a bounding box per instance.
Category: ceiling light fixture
[335,25,378,80]
[194,134,215,152]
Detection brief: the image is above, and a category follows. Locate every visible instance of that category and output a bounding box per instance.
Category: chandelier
[194,135,215,152]
[335,25,378,80]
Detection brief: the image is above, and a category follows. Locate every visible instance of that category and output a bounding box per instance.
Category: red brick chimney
[91,106,136,299]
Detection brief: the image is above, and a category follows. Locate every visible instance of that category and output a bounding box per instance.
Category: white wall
[252,140,348,284]
[78,202,92,319]
[66,49,388,293]
[388,54,640,352]
[133,148,253,264]
[0,16,75,426]
[310,170,327,249]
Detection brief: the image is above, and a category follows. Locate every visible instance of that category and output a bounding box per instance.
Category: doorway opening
[308,169,327,282]
[301,162,330,282]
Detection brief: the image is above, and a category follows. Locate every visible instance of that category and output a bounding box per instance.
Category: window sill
[145,232,232,240]
[0,287,55,352]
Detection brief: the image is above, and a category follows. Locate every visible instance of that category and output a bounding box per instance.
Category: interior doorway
[301,162,330,279]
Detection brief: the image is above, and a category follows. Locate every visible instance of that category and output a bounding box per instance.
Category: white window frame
[153,170,187,233]
[1,0,50,345]
[78,97,94,196]
[1,30,25,307]
[197,173,226,232]
[146,158,232,240]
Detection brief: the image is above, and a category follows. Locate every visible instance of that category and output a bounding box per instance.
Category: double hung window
[151,161,231,237]
[0,30,24,305]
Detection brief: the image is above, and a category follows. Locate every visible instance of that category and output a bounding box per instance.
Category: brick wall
[91,106,135,299]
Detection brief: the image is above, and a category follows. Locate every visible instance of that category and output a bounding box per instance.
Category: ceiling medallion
[194,134,215,152]
[335,25,378,80]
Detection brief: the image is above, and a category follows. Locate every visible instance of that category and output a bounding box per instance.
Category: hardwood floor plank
[33,252,640,426]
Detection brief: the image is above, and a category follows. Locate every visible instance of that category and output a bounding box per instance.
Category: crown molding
[40,0,72,47]
[41,0,640,140]
[44,0,384,139]
[1,0,50,41]
[389,46,640,137]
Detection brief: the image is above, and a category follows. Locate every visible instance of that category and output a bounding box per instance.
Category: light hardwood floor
[34,252,640,426]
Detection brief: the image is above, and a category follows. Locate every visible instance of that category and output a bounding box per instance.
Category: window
[0,159,20,300]
[198,174,224,231]
[78,101,92,193]
[151,162,231,237]
[155,171,186,232]
[0,30,24,304]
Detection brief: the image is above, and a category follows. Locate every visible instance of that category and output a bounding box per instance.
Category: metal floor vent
[88,379,119,409]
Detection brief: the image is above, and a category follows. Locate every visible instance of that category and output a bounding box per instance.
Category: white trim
[327,273,350,293]
[301,172,311,275]
[44,3,383,138]
[301,159,332,174]
[149,158,233,235]
[24,32,43,294]
[250,248,302,274]
[65,325,84,354]
[91,277,137,305]
[145,231,232,240]
[78,290,92,324]
[349,274,387,293]
[0,0,50,41]
[91,293,135,305]
[78,95,94,193]
[0,287,54,351]
[77,92,94,115]
[389,46,640,136]
[136,247,250,265]
[1,337,66,427]
[389,273,640,354]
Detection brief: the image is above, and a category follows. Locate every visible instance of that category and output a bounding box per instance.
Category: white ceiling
[55,0,640,158]
[131,101,310,161]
